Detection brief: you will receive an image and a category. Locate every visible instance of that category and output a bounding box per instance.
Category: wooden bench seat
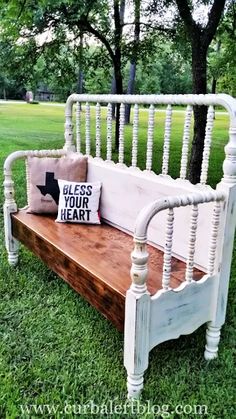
[11,209,203,331]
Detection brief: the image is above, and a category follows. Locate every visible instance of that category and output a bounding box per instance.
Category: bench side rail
[130,190,225,293]
[64,93,236,187]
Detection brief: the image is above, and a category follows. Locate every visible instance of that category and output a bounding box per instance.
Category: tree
[133,39,192,94]
[175,0,226,183]
[0,37,38,99]
[77,31,84,95]
[125,0,141,124]
[209,1,236,96]
[1,0,230,174]
[146,0,227,182]
[0,0,129,147]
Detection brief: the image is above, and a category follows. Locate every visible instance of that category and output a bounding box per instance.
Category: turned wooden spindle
[162,104,172,175]
[95,102,101,158]
[132,104,139,168]
[146,104,155,171]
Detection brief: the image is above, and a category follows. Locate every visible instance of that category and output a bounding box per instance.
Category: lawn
[0,102,235,418]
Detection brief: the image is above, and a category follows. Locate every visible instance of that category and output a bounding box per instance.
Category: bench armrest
[130,191,225,292]
[3,149,67,210]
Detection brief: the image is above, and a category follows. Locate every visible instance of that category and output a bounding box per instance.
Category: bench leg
[127,373,144,399]
[204,184,236,361]
[7,249,19,266]
[4,205,19,266]
[204,323,221,360]
[124,288,150,399]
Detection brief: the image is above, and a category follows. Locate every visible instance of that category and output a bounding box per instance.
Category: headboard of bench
[64,93,236,185]
[61,93,236,272]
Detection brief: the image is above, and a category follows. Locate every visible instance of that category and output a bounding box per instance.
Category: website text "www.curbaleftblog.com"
[20,400,208,417]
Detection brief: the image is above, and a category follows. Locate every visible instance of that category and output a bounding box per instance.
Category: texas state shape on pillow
[27,155,87,214]
[56,179,101,224]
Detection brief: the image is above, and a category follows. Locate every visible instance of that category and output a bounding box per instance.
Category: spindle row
[74,101,214,183]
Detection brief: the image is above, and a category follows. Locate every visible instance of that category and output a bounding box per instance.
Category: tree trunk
[78,34,84,91]
[111,75,116,118]
[113,0,125,149]
[211,78,217,93]
[211,40,220,94]
[76,32,84,111]
[125,0,140,124]
[188,42,208,184]
[125,62,136,124]
[114,62,123,149]
[110,0,125,120]
[175,0,226,184]
[77,69,83,95]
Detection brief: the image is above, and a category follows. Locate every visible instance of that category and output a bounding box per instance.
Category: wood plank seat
[11,209,203,331]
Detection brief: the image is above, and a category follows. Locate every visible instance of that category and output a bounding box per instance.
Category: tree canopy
[0,0,234,100]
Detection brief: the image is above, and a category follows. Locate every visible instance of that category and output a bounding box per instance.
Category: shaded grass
[0,103,235,418]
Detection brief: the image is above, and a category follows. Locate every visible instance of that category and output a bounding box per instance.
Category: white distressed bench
[3,94,236,399]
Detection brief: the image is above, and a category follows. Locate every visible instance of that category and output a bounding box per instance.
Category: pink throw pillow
[26,155,87,214]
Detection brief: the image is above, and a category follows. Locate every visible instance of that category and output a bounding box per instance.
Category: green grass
[0,103,235,418]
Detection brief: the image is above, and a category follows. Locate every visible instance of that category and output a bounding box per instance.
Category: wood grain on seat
[11,210,203,331]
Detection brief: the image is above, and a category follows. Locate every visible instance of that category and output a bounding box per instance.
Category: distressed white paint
[124,237,150,399]
[180,105,193,179]
[146,104,155,170]
[87,158,224,270]
[95,102,101,158]
[85,102,91,155]
[106,103,112,161]
[132,104,139,167]
[162,104,172,175]
[200,105,215,184]
[4,203,19,265]
[124,289,150,399]
[185,204,198,282]
[64,115,75,152]
[118,103,125,164]
[162,208,174,290]
[149,275,215,350]
[208,201,221,276]
[204,324,221,360]
[213,186,236,327]
[76,102,81,153]
[203,184,236,358]
[25,158,30,206]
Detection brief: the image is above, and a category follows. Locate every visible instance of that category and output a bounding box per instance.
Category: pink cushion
[27,155,87,214]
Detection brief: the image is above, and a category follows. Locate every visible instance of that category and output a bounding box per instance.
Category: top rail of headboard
[65,93,236,120]
[64,94,236,186]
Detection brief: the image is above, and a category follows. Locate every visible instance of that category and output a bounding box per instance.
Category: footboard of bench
[149,275,216,350]
[123,189,234,399]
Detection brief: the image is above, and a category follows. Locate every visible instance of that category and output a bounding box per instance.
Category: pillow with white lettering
[56,179,102,224]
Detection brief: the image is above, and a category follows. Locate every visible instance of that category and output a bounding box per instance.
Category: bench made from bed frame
[3,93,236,399]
